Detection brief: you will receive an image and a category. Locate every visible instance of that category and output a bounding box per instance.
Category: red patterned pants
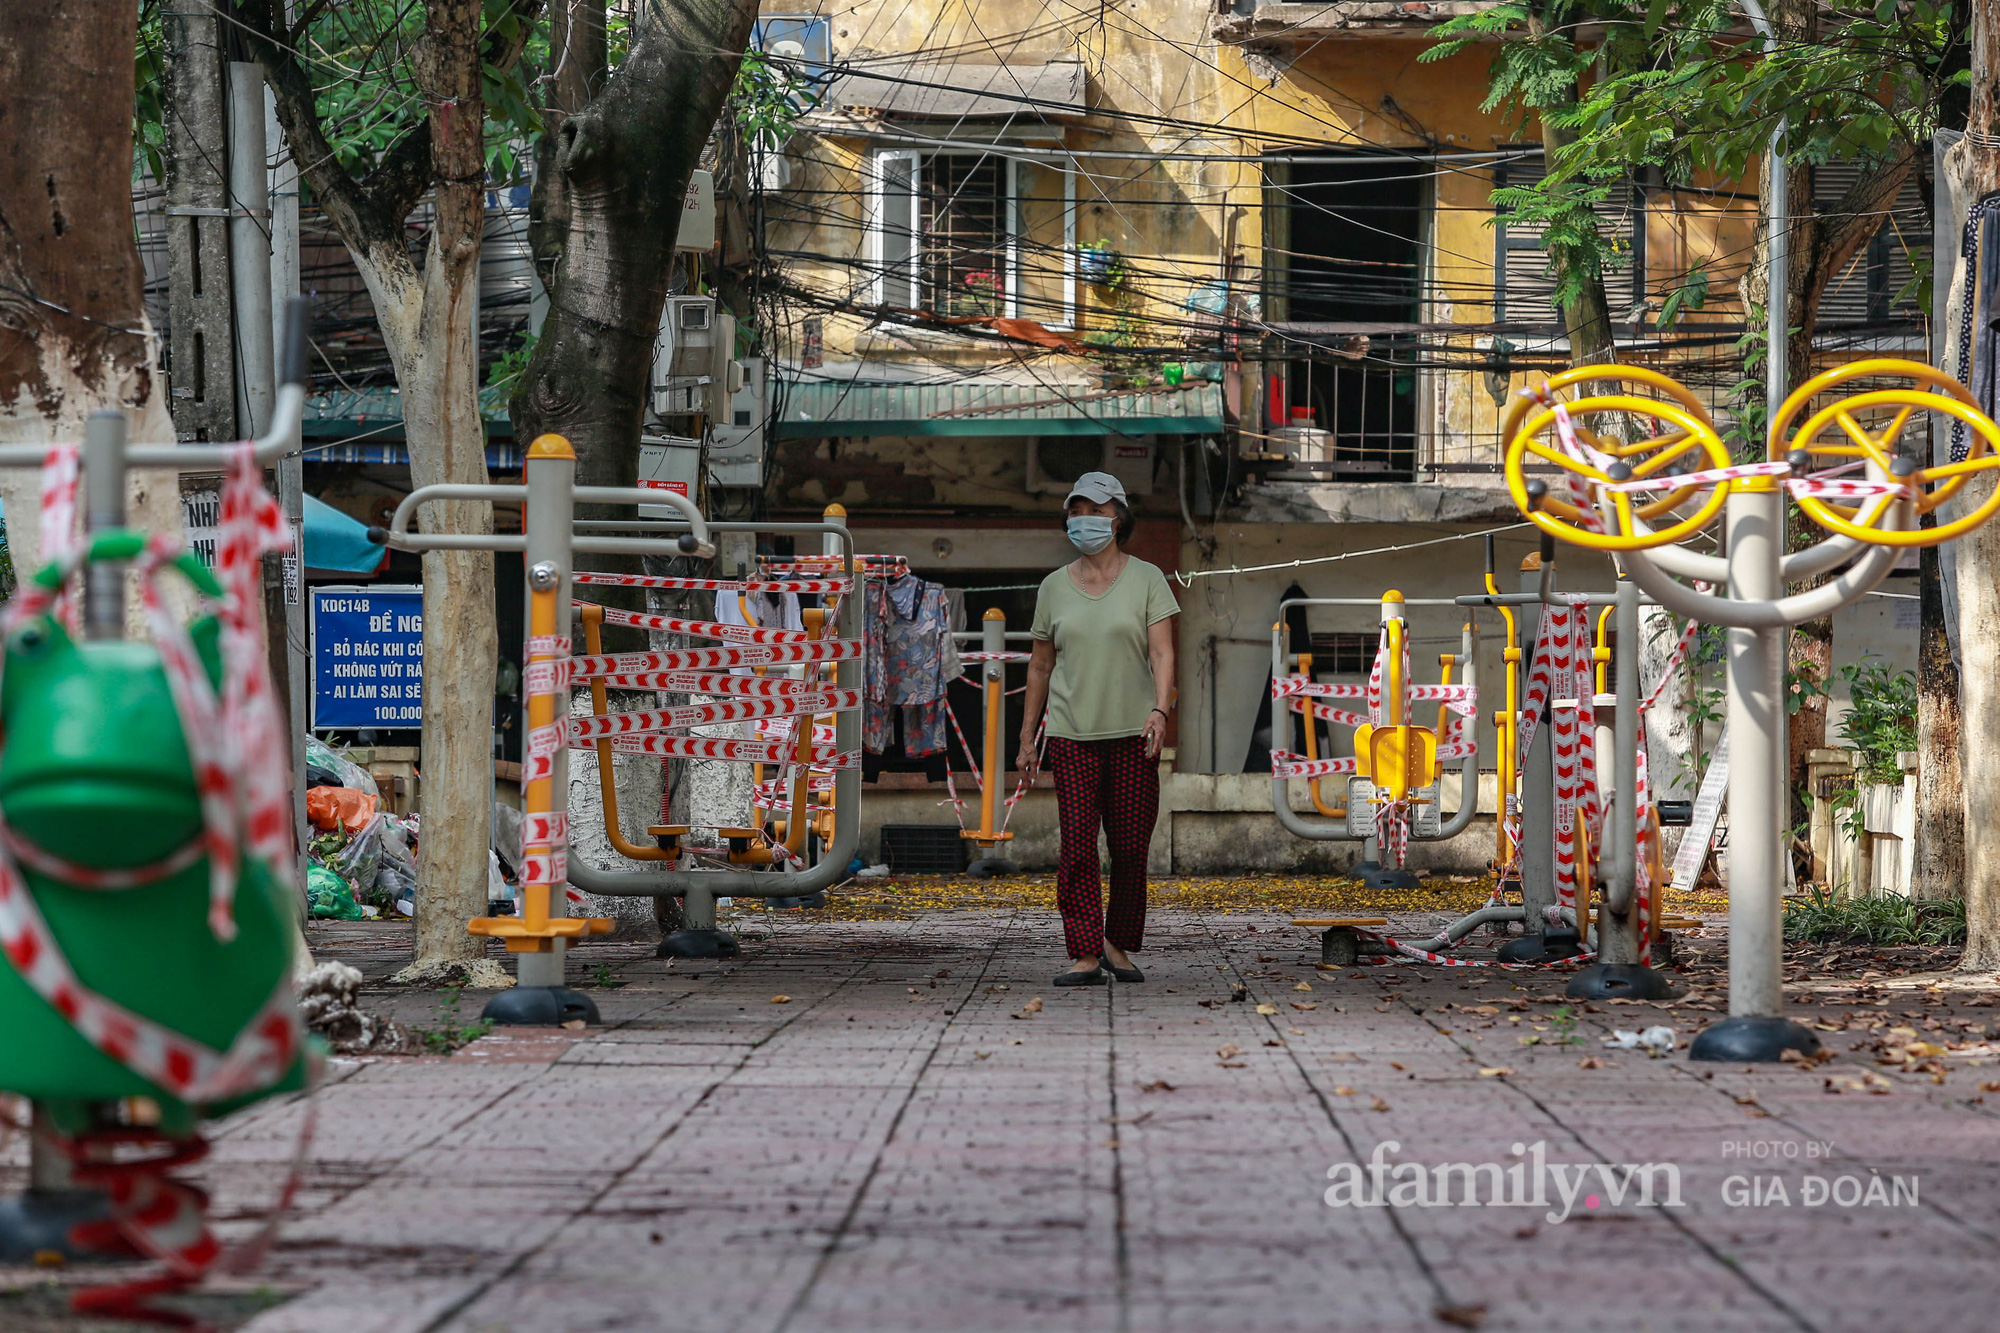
[1048,735,1160,960]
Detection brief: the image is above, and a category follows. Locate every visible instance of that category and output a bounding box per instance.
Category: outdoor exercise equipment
[380,467,865,993]
[942,610,1043,876]
[1268,591,1480,899]
[0,303,313,1301]
[1502,358,2000,1059]
[1450,535,1689,995]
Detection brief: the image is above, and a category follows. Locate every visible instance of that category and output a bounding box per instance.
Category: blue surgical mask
[1066,515,1117,554]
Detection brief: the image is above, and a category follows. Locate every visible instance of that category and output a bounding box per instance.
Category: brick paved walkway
[10,904,2000,1332]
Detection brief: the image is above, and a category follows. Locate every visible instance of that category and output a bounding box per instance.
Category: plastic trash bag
[308,785,380,832]
[305,735,380,798]
[374,854,418,909]
[491,802,524,878]
[333,814,387,903]
[307,864,365,920]
[1604,1026,1677,1056]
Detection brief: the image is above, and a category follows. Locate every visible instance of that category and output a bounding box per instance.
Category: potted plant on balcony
[1079,239,1124,288]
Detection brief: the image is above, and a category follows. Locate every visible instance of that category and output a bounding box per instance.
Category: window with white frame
[871,150,1075,327]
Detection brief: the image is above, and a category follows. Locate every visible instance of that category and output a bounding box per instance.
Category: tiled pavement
[10,908,2000,1333]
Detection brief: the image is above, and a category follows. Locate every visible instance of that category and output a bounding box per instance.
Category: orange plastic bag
[307,785,380,832]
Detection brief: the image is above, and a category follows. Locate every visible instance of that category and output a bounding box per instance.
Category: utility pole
[266,20,311,865]
[163,0,236,444]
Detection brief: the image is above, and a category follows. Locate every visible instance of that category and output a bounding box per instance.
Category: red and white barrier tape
[959,651,1031,663]
[38,444,79,633]
[572,571,851,594]
[579,602,812,643]
[570,640,861,679]
[569,689,858,742]
[592,670,838,697]
[600,733,858,765]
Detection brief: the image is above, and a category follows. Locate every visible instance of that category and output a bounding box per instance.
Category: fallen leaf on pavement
[1215,1043,1242,1060]
[1140,1079,1176,1092]
[1292,1001,1318,1011]
[974,1052,991,1060]
[770,995,792,1004]
[1436,1302,1487,1328]
[1369,1097,1391,1112]
[1479,1067,1513,1077]
[1578,1057,1605,1069]
[1333,1085,1358,1096]
[1256,1003,1279,1015]
[1022,997,1044,1014]
[1294,982,1313,992]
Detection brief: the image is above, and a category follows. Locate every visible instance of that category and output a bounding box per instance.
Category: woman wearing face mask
[1019,471,1178,986]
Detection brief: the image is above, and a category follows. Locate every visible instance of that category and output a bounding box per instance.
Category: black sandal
[1054,963,1107,986]
[1105,964,1144,983]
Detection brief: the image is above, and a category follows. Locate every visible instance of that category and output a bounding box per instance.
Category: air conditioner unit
[710,358,767,488]
[638,434,704,518]
[1024,436,1155,497]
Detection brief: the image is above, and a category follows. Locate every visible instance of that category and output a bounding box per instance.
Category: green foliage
[486,330,538,396]
[1655,264,1710,332]
[134,1,547,192]
[1783,886,1965,947]
[1427,0,1957,331]
[729,50,821,147]
[1836,656,1918,785]
[417,987,494,1054]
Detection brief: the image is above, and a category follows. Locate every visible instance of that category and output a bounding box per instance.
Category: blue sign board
[311,585,424,729]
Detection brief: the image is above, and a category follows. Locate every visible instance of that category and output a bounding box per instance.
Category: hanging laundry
[864,572,960,757]
[714,588,804,673]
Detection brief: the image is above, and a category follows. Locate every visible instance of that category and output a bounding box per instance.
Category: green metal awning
[778,380,1225,438]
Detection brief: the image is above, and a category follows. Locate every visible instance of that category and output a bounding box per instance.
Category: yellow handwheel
[1770,360,1995,515]
[1783,389,2000,547]
[1505,395,1733,551]
[1501,366,1719,525]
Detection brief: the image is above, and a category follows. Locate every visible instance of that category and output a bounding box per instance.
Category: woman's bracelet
[1148,708,1168,721]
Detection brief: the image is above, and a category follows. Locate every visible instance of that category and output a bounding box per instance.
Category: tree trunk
[1524,8,1615,369]
[512,0,757,495]
[1954,0,2000,969]
[248,0,514,986]
[0,3,182,602]
[1913,528,1962,900]
[513,0,759,933]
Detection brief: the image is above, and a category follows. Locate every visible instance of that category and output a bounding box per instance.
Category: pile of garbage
[305,736,420,920]
[297,960,415,1054]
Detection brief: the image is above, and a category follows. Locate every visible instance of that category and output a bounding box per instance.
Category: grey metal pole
[1599,574,1641,963]
[1725,487,1785,1018]
[226,63,274,440]
[82,412,127,639]
[1515,559,1558,940]
[266,75,310,869]
[517,446,574,991]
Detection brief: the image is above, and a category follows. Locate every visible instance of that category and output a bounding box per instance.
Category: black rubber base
[480,985,601,1027]
[967,857,1020,878]
[659,927,742,960]
[1496,928,1582,965]
[1361,868,1422,891]
[1566,963,1677,1001]
[1689,1016,1823,1063]
[0,1189,114,1264]
[769,892,828,909]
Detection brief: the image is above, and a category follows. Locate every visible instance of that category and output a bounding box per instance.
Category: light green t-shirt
[1031,557,1179,741]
